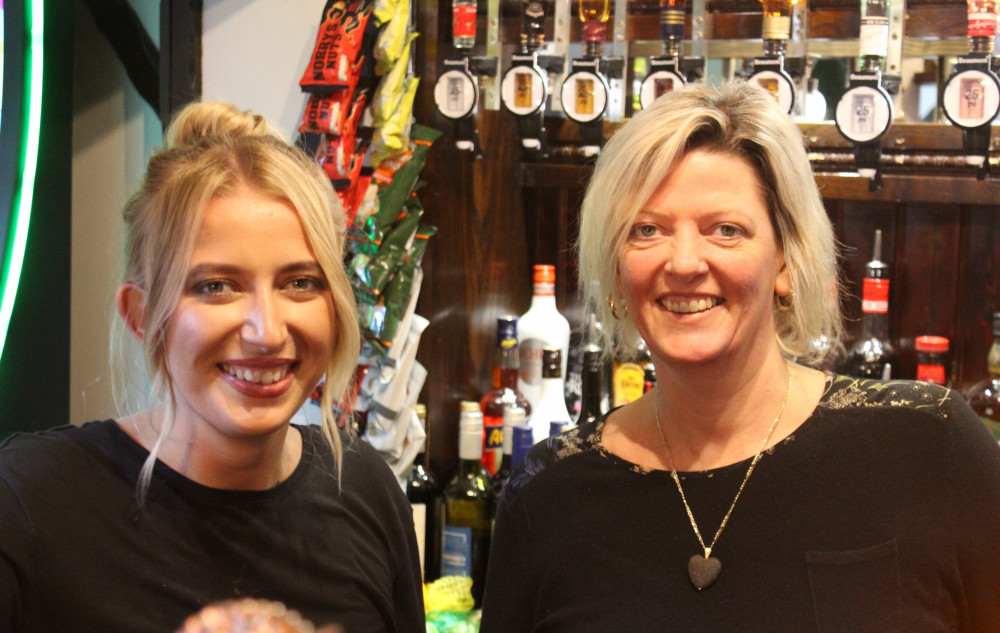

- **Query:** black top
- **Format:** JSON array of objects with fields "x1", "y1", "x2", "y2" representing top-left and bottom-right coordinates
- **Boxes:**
[
  {"x1": 481, "y1": 375, "x2": 1000, "y2": 633},
  {"x1": 0, "y1": 421, "x2": 425, "y2": 633}
]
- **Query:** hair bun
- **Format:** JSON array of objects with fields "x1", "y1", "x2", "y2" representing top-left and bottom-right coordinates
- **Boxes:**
[{"x1": 163, "y1": 102, "x2": 285, "y2": 150}]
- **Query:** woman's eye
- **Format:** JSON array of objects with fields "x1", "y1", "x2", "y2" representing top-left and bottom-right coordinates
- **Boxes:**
[
  {"x1": 632, "y1": 224, "x2": 659, "y2": 239},
  {"x1": 716, "y1": 224, "x2": 743, "y2": 238},
  {"x1": 287, "y1": 277, "x2": 326, "y2": 292},
  {"x1": 194, "y1": 280, "x2": 232, "y2": 295}
]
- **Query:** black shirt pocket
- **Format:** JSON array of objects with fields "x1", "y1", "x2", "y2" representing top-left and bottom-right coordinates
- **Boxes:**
[{"x1": 807, "y1": 539, "x2": 901, "y2": 633}]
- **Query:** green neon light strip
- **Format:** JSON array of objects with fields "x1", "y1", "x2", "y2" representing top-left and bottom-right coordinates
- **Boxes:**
[{"x1": 0, "y1": 0, "x2": 44, "y2": 363}]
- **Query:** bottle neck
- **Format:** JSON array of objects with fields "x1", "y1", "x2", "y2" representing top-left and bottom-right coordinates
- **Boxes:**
[
  {"x1": 580, "y1": 368, "x2": 603, "y2": 413},
  {"x1": 860, "y1": 311, "x2": 890, "y2": 340},
  {"x1": 530, "y1": 292, "x2": 558, "y2": 309}
]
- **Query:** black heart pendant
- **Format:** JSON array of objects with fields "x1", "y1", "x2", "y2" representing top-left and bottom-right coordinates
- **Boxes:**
[{"x1": 687, "y1": 554, "x2": 722, "y2": 590}]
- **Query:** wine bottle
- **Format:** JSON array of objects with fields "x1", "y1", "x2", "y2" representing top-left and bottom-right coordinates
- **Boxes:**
[
  {"x1": 838, "y1": 229, "x2": 899, "y2": 380},
  {"x1": 529, "y1": 348, "x2": 573, "y2": 442},
  {"x1": 577, "y1": 348, "x2": 606, "y2": 426},
  {"x1": 566, "y1": 308, "x2": 605, "y2": 423},
  {"x1": 965, "y1": 311, "x2": 1000, "y2": 440},
  {"x1": 441, "y1": 402, "x2": 496, "y2": 607},
  {"x1": 480, "y1": 316, "x2": 531, "y2": 476},
  {"x1": 518, "y1": 265, "x2": 571, "y2": 414},
  {"x1": 492, "y1": 406, "x2": 526, "y2": 495},
  {"x1": 405, "y1": 404, "x2": 442, "y2": 582}
]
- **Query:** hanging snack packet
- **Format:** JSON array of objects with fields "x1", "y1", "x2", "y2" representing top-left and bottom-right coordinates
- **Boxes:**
[
  {"x1": 299, "y1": 0, "x2": 376, "y2": 93},
  {"x1": 372, "y1": 34, "x2": 416, "y2": 128},
  {"x1": 374, "y1": 125, "x2": 441, "y2": 235},
  {"x1": 373, "y1": 0, "x2": 399, "y2": 26},
  {"x1": 375, "y1": 0, "x2": 410, "y2": 75},
  {"x1": 371, "y1": 77, "x2": 418, "y2": 166}
]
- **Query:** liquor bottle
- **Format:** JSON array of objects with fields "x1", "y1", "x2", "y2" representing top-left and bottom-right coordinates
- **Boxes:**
[
  {"x1": 759, "y1": 0, "x2": 797, "y2": 55},
  {"x1": 453, "y1": 0, "x2": 477, "y2": 50},
  {"x1": 529, "y1": 348, "x2": 573, "y2": 442},
  {"x1": 838, "y1": 229, "x2": 899, "y2": 380},
  {"x1": 579, "y1": 0, "x2": 610, "y2": 58},
  {"x1": 441, "y1": 402, "x2": 496, "y2": 607},
  {"x1": 565, "y1": 307, "x2": 606, "y2": 422},
  {"x1": 521, "y1": 0, "x2": 546, "y2": 52},
  {"x1": 518, "y1": 265, "x2": 571, "y2": 413},
  {"x1": 492, "y1": 406, "x2": 526, "y2": 496},
  {"x1": 660, "y1": 0, "x2": 688, "y2": 57},
  {"x1": 577, "y1": 348, "x2": 606, "y2": 426},
  {"x1": 915, "y1": 335, "x2": 950, "y2": 387},
  {"x1": 967, "y1": 0, "x2": 998, "y2": 54},
  {"x1": 511, "y1": 425, "x2": 534, "y2": 469},
  {"x1": 479, "y1": 316, "x2": 531, "y2": 476},
  {"x1": 859, "y1": 0, "x2": 890, "y2": 73},
  {"x1": 405, "y1": 404, "x2": 442, "y2": 582},
  {"x1": 965, "y1": 311, "x2": 1000, "y2": 440},
  {"x1": 612, "y1": 340, "x2": 649, "y2": 407}
]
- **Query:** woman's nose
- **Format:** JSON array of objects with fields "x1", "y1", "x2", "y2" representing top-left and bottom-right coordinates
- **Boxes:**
[
  {"x1": 665, "y1": 233, "x2": 708, "y2": 280},
  {"x1": 241, "y1": 293, "x2": 287, "y2": 350}
]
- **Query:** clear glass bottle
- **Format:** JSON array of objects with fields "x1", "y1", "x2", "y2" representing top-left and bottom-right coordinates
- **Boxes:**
[
  {"x1": 518, "y1": 265, "x2": 571, "y2": 413},
  {"x1": 442, "y1": 402, "x2": 496, "y2": 607},
  {"x1": 480, "y1": 316, "x2": 531, "y2": 476},
  {"x1": 967, "y1": 0, "x2": 998, "y2": 54},
  {"x1": 491, "y1": 406, "x2": 526, "y2": 496},
  {"x1": 530, "y1": 348, "x2": 573, "y2": 442},
  {"x1": 579, "y1": 0, "x2": 610, "y2": 57},
  {"x1": 838, "y1": 229, "x2": 899, "y2": 380},
  {"x1": 453, "y1": 0, "x2": 478, "y2": 50},
  {"x1": 965, "y1": 312, "x2": 1000, "y2": 441},
  {"x1": 859, "y1": 0, "x2": 890, "y2": 72},
  {"x1": 405, "y1": 404, "x2": 442, "y2": 582}
]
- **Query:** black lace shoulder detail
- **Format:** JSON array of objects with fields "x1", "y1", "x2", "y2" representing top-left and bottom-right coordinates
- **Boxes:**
[
  {"x1": 502, "y1": 421, "x2": 603, "y2": 498},
  {"x1": 820, "y1": 374, "x2": 958, "y2": 419}
]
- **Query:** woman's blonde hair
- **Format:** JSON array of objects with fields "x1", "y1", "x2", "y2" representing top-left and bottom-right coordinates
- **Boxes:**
[
  {"x1": 116, "y1": 102, "x2": 360, "y2": 493},
  {"x1": 578, "y1": 80, "x2": 842, "y2": 364}
]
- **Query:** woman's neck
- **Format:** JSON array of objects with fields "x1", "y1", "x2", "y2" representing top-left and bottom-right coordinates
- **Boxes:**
[{"x1": 117, "y1": 409, "x2": 302, "y2": 490}]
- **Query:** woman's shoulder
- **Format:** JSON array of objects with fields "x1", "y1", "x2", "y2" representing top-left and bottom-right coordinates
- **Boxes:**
[
  {"x1": 0, "y1": 420, "x2": 120, "y2": 467},
  {"x1": 503, "y1": 419, "x2": 604, "y2": 499},
  {"x1": 820, "y1": 374, "x2": 964, "y2": 418}
]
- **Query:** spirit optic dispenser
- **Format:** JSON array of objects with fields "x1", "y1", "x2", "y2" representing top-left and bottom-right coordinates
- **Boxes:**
[
  {"x1": 558, "y1": 0, "x2": 625, "y2": 156},
  {"x1": 746, "y1": 0, "x2": 805, "y2": 115},
  {"x1": 834, "y1": 0, "x2": 898, "y2": 191},
  {"x1": 638, "y1": 0, "x2": 705, "y2": 109},
  {"x1": 501, "y1": 1, "x2": 565, "y2": 160},
  {"x1": 940, "y1": 0, "x2": 1000, "y2": 179},
  {"x1": 433, "y1": 0, "x2": 498, "y2": 158}
]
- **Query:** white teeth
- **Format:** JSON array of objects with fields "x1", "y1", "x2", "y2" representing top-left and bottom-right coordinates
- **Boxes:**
[
  {"x1": 223, "y1": 364, "x2": 289, "y2": 385},
  {"x1": 664, "y1": 298, "x2": 719, "y2": 314}
]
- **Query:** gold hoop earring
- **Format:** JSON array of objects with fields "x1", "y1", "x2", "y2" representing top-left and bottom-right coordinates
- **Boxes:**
[
  {"x1": 607, "y1": 294, "x2": 628, "y2": 320},
  {"x1": 775, "y1": 290, "x2": 794, "y2": 312}
]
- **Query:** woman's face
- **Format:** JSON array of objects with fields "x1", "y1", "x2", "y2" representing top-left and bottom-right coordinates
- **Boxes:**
[
  {"x1": 163, "y1": 185, "x2": 335, "y2": 443},
  {"x1": 617, "y1": 150, "x2": 789, "y2": 370}
]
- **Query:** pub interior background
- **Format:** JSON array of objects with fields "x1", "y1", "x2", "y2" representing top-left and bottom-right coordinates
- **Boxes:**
[{"x1": 0, "y1": 0, "x2": 997, "y2": 477}]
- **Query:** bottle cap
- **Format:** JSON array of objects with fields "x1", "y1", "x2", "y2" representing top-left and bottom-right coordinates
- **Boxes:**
[
  {"x1": 415, "y1": 403, "x2": 427, "y2": 425},
  {"x1": 542, "y1": 348, "x2": 562, "y2": 378},
  {"x1": 460, "y1": 400, "x2": 481, "y2": 412},
  {"x1": 549, "y1": 421, "x2": 567, "y2": 436},
  {"x1": 532, "y1": 264, "x2": 556, "y2": 296},
  {"x1": 915, "y1": 335, "x2": 949, "y2": 353},
  {"x1": 503, "y1": 406, "x2": 526, "y2": 428},
  {"x1": 458, "y1": 403, "x2": 484, "y2": 459},
  {"x1": 497, "y1": 315, "x2": 518, "y2": 347},
  {"x1": 511, "y1": 425, "x2": 534, "y2": 467}
]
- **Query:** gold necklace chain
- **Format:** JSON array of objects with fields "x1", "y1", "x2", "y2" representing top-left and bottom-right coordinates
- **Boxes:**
[{"x1": 653, "y1": 362, "x2": 791, "y2": 563}]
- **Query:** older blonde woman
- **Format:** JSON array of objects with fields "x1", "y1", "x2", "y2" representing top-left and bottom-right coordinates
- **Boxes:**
[{"x1": 481, "y1": 81, "x2": 1000, "y2": 633}]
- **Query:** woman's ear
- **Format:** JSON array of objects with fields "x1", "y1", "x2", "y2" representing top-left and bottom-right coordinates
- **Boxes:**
[{"x1": 116, "y1": 284, "x2": 147, "y2": 342}]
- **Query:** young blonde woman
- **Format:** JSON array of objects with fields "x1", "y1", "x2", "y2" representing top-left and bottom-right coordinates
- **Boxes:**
[{"x1": 0, "y1": 103, "x2": 424, "y2": 633}]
